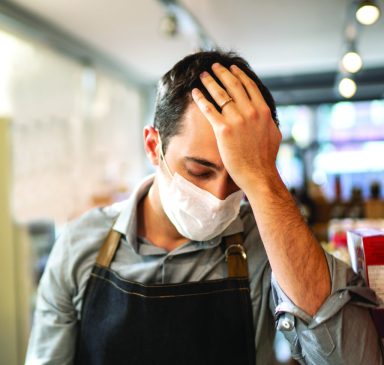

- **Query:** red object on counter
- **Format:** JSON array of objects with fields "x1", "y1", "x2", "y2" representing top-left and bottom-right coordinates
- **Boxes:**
[
  {"x1": 333, "y1": 231, "x2": 348, "y2": 247},
  {"x1": 347, "y1": 229, "x2": 384, "y2": 339}
]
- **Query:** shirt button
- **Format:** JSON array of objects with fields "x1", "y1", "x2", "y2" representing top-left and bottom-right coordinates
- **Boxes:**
[
  {"x1": 167, "y1": 256, "x2": 173, "y2": 260},
  {"x1": 281, "y1": 319, "x2": 292, "y2": 331}
]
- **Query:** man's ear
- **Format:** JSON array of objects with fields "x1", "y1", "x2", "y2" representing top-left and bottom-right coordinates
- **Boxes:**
[{"x1": 143, "y1": 126, "x2": 160, "y2": 166}]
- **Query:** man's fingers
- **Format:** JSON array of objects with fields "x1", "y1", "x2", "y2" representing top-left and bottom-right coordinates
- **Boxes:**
[
  {"x1": 191, "y1": 88, "x2": 225, "y2": 128},
  {"x1": 210, "y1": 63, "x2": 250, "y2": 106},
  {"x1": 199, "y1": 71, "x2": 236, "y2": 112},
  {"x1": 229, "y1": 64, "x2": 265, "y2": 105}
]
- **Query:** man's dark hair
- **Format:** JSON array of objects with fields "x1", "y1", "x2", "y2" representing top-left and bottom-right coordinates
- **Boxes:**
[{"x1": 154, "y1": 50, "x2": 278, "y2": 152}]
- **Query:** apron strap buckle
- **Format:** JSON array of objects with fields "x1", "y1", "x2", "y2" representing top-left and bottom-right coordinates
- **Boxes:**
[
  {"x1": 223, "y1": 234, "x2": 249, "y2": 278},
  {"x1": 224, "y1": 244, "x2": 247, "y2": 261}
]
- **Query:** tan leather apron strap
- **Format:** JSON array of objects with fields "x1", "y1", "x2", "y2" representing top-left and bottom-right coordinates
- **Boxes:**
[
  {"x1": 96, "y1": 219, "x2": 248, "y2": 276},
  {"x1": 223, "y1": 233, "x2": 249, "y2": 278},
  {"x1": 96, "y1": 226, "x2": 122, "y2": 268}
]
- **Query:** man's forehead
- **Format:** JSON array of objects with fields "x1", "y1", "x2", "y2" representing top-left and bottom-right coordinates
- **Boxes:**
[
  {"x1": 171, "y1": 103, "x2": 215, "y2": 140},
  {"x1": 165, "y1": 103, "x2": 223, "y2": 166}
]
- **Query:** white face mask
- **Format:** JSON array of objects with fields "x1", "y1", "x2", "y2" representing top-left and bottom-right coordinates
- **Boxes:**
[{"x1": 157, "y1": 139, "x2": 243, "y2": 241}]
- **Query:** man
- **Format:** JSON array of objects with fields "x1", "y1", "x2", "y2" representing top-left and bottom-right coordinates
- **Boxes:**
[{"x1": 26, "y1": 51, "x2": 383, "y2": 364}]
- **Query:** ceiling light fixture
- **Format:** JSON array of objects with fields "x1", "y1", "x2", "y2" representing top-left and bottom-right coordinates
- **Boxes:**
[
  {"x1": 159, "y1": 12, "x2": 178, "y2": 37},
  {"x1": 338, "y1": 77, "x2": 357, "y2": 98},
  {"x1": 356, "y1": 0, "x2": 381, "y2": 25},
  {"x1": 158, "y1": 0, "x2": 216, "y2": 50},
  {"x1": 341, "y1": 49, "x2": 363, "y2": 73}
]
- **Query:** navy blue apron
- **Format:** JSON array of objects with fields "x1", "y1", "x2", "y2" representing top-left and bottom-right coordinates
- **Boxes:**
[{"x1": 75, "y1": 226, "x2": 256, "y2": 365}]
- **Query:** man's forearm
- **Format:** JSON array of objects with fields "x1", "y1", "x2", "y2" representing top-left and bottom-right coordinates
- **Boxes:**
[{"x1": 244, "y1": 168, "x2": 331, "y2": 316}]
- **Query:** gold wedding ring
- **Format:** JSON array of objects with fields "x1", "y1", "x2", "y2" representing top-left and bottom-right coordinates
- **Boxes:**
[{"x1": 220, "y1": 97, "x2": 233, "y2": 109}]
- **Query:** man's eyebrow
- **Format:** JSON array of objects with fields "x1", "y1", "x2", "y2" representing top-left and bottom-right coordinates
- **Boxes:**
[{"x1": 183, "y1": 156, "x2": 223, "y2": 170}]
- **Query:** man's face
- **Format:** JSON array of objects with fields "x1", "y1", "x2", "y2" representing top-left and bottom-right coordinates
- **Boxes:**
[{"x1": 160, "y1": 102, "x2": 240, "y2": 200}]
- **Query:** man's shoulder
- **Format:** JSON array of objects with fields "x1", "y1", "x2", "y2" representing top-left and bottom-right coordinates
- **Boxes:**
[
  {"x1": 49, "y1": 200, "x2": 130, "y2": 295},
  {"x1": 66, "y1": 200, "x2": 127, "y2": 240},
  {"x1": 58, "y1": 200, "x2": 129, "y2": 266}
]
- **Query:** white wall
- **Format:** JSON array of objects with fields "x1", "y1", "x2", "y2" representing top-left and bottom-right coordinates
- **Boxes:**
[{"x1": 0, "y1": 29, "x2": 145, "y2": 224}]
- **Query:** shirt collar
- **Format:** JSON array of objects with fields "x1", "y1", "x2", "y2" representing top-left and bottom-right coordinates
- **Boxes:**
[{"x1": 112, "y1": 173, "x2": 244, "y2": 253}]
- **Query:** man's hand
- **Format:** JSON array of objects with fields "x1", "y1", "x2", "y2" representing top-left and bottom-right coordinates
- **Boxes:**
[
  {"x1": 191, "y1": 63, "x2": 281, "y2": 193},
  {"x1": 192, "y1": 63, "x2": 331, "y2": 316}
]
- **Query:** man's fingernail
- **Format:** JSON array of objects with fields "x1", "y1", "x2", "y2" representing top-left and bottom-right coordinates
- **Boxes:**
[
  {"x1": 192, "y1": 88, "x2": 200, "y2": 96},
  {"x1": 200, "y1": 71, "x2": 209, "y2": 78},
  {"x1": 212, "y1": 62, "x2": 221, "y2": 70},
  {"x1": 230, "y1": 65, "x2": 238, "y2": 72}
]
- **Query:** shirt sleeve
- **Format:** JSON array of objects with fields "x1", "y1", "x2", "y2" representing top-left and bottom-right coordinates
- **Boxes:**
[
  {"x1": 24, "y1": 225, "x2": 77, "y2": 365},
  {"x1": 270, "y1": 251, "x2": 384, "y2": 365}
]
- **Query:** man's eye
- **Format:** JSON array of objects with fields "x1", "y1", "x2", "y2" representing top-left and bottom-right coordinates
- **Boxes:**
[{"x1": 188, "y1": 170, "x2": 212, "y2": 179}]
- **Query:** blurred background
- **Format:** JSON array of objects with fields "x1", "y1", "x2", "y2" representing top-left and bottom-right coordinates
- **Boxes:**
[{"x1": 0, "y1": 0, "x2": 383, "y2": 364}]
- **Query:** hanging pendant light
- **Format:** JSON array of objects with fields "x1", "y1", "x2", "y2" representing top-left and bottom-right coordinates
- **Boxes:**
[
  {"x1": 341, "y1": 42, "x2": 363, "y2": 73},
  {"x1": 356, "y1": 0, "x2": 381, "y2": 25},
  {"x1": 338, "y1": 77, "x2": 357, "y2": 98},
  {"x1": 341, "y1": 51, "x2": 363, "y2": 73}
]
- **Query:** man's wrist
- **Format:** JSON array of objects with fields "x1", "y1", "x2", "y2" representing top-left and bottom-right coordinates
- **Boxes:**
[{"x1": 239, "y1": 166, "x2": 282, "y2": 197}]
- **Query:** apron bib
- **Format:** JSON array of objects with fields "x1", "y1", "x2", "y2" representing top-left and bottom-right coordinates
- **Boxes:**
[{"x1": 75, "y1": 226, "x2": 256, "y2": 365}]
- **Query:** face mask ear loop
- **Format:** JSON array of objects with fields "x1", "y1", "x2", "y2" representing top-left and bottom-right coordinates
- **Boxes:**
[{"x1": 158, "y1": 136, "x2": 173, "y2": 177}]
